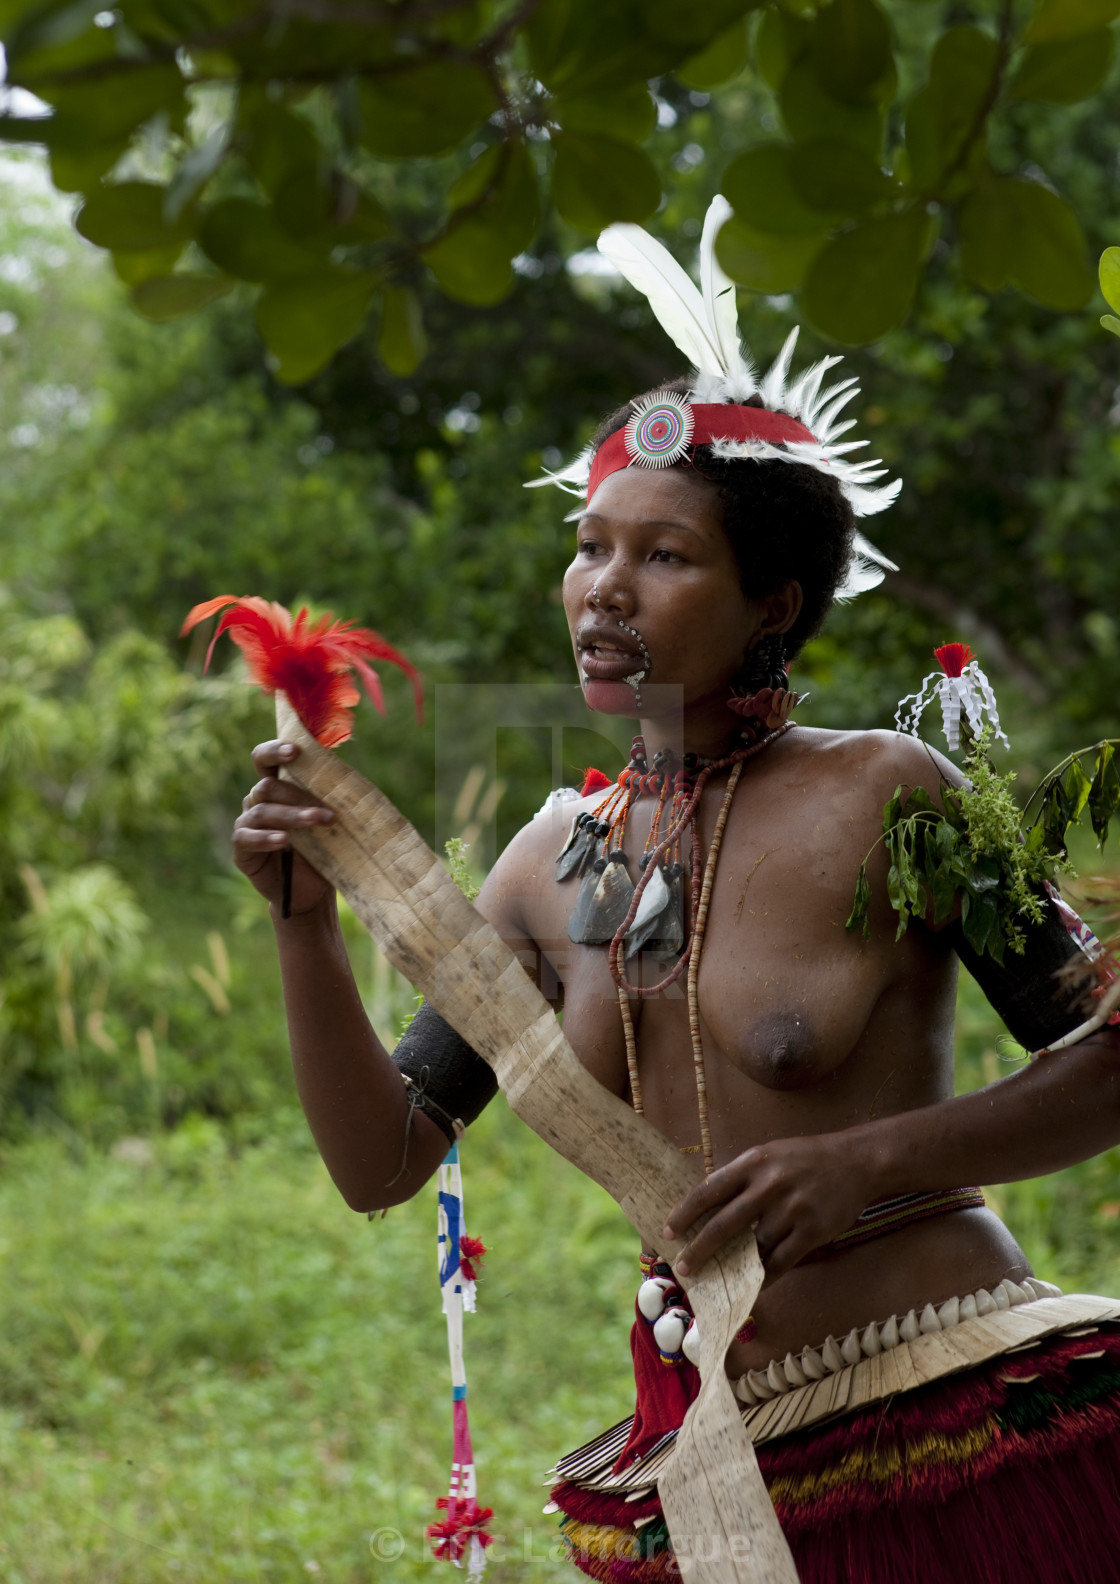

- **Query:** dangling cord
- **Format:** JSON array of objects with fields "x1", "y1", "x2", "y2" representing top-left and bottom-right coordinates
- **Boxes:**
[{"x1": 687, "y1": 759, "x2": 743, "y2": 1174}]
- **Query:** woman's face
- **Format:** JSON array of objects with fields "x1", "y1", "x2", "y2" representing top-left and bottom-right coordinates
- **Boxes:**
[{"x1": 562, "y1": 464, "x2": 781, "y2": 718}]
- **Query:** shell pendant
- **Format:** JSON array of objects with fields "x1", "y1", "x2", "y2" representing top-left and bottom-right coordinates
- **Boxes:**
[
  {"x1": 624, "y1": 861, "x2": 671, "y2": 958},
  {"x1": 556, "y1": 815, "x2": 597, "y2": 882},
  {"x1": 569, "y1": 850, "x2": 633, "y2": 945},
  {"x1": 642, "y1": 861, "x2": 686, "y2": 958}
]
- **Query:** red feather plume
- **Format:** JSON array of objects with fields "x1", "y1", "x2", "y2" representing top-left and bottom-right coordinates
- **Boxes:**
[
  {"x1": 934, "y1": 642, "x2": 976, "y2": 679},
  {"x1": 181, "y1": 595, "x2": 423, "y2": 748}
]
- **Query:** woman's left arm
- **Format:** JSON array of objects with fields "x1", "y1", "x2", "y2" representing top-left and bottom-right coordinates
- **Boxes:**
[{"x1": 665, "y1": 1028, "x2": 1120, "y2": 1276}]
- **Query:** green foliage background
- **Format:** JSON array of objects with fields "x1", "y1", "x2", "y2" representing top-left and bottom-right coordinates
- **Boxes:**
[{"x1": 2, "y1": 1, "x2": 1120, "y2": 1574}]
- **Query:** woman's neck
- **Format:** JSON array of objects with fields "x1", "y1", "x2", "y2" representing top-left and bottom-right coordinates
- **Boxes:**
[{"x1": 638, "y1": 700, "x2": 747, "y2": 765}]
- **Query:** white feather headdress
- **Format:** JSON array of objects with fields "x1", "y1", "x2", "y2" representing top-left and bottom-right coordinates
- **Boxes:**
[{"x1": 526, "y1": 195, "x2": 900, "y2": 601}]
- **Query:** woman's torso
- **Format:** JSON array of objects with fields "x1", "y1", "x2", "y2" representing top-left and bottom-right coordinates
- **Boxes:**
[{"x1": 497, "y1": 725, "x2": 1031, "y2": 1368}]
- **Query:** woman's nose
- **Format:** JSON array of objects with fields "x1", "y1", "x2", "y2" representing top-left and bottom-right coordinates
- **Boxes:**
[{"x1": 587, "y1": 573, "x2": 630, "y2": 615}]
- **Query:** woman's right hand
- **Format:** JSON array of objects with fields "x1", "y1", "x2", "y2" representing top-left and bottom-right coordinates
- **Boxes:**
[{"x1": 233, "y1": 740, "x2": 336, "y2": 916}]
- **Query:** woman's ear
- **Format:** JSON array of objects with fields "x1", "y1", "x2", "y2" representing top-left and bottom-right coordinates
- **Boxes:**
[{"x1": 765, "y1": 580, "x2": 803, "y2": 637}]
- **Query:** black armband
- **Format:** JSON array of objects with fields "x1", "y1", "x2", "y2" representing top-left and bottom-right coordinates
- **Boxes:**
[
  {"x1": 391, "y1": 1001, "x2": 498, "y2": 1145},
  {"x1": 950, "y1": 895, "x2": 1092, "y2": 1052}
]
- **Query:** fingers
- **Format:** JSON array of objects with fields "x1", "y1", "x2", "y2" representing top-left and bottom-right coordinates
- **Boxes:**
[
  {"x1": 235, "y1": 803, "x2": 334, "y2": 847},
  {"x1": 241, "y1": 774, "x2": 324, "y2": 813},
  {"x1": 663, "y1": 1155, "x2": 756, "y2": 1243},
  {"x1": 761, "y1": 1230, "x2": 806, "y2": 1280},
  {"x1": 251, "y1": 739, "x2": 300, "y2": 774},
  {"x1": 674, "y1": 1184, "x2": 768, "y2": 1277}
]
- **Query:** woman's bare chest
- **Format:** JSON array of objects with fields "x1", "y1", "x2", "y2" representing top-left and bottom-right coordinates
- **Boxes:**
[{"x1": 527, "y1": 792, "x2": 889, "y2": 1103}]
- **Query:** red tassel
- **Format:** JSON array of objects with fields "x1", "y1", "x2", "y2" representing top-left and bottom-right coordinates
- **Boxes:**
[
  {"x1": 611, "y1": 1302, "x2": 700, "y2": 1472},
  {"x1": 459, "y1": 1235, "x2": 487, "y2": 1283},
  {"x1": 580, "y1": 768, "x2": 614, "y2": 796},
  {"x1": 933, "y1": 641, "x2": 975, "y2": 679},
  {"x1": 427, "y1": 1497, "x2": 494, "y2": 1563},
  {"x1": 180, "y1": 595, "x2": 422, "y2": 746}
]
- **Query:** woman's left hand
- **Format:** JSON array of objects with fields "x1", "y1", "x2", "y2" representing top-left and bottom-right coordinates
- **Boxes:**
[{"x1": 663, "y1": 1131, "x2": 882, "y2": 1278}]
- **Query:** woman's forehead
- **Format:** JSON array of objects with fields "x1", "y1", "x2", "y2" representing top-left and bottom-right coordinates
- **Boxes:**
[{"x1": 581, "y1": 464, "x2": 723, "y2": 528}]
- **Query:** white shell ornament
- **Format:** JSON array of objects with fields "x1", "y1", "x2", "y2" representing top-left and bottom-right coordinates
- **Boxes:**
[
  {"x1": 653, "y1": 1306, "x2": 690, "y2": 1358},
  {"x1": 637, "y1": 1276, "x2": 675, "y2": 1322},
  {"x1": 682, "y1": 1320, "x2": 701, "y2": 1367},
  {"x1": 624, "y1": 391, "x2": 694, "y2": 469}
]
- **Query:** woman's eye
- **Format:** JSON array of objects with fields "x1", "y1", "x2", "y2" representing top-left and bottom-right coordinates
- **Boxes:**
[
  {"x1": 578, "y1": 540, "x2": 602, "y2": 556},
  {"x1": 652, "y1": 548, "x2": 682, "y2": 563}
]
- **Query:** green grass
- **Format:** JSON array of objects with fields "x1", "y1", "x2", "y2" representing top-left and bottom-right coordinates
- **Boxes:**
[
  {"x1": 4, "y1": 973, "x2": 1120, "y2": 1583},
  {"x1": 0, "y1": 1103, "x2": 638, "y2": 1583}
]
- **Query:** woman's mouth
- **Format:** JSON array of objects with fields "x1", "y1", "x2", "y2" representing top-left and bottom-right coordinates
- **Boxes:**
[{"x1": 580, "y1": 642, "x2": 645, "y2": 682}]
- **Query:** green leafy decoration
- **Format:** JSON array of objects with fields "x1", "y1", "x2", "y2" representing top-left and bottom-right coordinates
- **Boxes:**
[{"x1": 851, "y1": 732, "x2": 1120, "y2": 962}]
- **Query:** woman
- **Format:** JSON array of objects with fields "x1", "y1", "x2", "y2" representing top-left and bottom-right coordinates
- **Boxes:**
[{"x1": 232, "y1": 202, "x2": 1120, "y2": 1581}]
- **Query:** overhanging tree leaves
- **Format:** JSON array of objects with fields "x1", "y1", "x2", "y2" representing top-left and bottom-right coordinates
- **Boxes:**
[{"x1": 0, "y1": 0, "x2": 1113, "y2": 375}]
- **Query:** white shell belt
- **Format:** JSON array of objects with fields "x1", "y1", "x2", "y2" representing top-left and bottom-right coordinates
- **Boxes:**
[{"x1": 732, "y1": 1275, "x2": 1062, "y2": 1407}]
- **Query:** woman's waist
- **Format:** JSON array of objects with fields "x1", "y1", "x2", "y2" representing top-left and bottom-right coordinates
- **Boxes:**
[
  {"x1": 640, "y1": 1194, "x2": 1031, "y2": 1376},
  {"x1": 731, "y1": 1202, "x2": 1032, "y2": 1374}
]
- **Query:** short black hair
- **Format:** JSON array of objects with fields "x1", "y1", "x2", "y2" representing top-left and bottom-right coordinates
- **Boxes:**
[{"x1": 590, "y1": 379, "x2": 856, "y2": 659}]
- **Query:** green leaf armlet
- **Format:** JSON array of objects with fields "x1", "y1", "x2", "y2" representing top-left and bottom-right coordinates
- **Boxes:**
[{"x1": 848, "y1": 729, "x2": 1120, "y2": 964}]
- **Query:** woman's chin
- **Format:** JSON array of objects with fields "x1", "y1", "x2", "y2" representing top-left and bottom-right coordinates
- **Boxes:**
[{"x1": 582, "y1": 679, "x2": 640, "y2": 716}]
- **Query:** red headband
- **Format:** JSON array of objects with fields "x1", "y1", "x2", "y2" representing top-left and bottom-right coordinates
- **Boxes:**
[{"x1": 586, "y1": 402, "x2": 817, "y2": 503}]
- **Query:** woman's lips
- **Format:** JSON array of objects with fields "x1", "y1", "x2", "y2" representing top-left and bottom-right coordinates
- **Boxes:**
[{"x1": 580, "y1": 644, "x2": 644, "y2": 681}]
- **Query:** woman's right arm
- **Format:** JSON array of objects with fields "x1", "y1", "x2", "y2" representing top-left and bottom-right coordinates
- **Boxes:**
[{"x1": 234, "y1": 738, "x2": 450, "y2": 1211}]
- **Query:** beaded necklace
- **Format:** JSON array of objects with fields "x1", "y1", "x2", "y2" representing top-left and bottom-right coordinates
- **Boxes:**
[{"x1": 555, "y1": 720, "x2": 793, "y2": 1172}]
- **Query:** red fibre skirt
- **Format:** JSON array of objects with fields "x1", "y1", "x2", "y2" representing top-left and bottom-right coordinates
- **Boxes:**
[{"x1": 552, "y1": 1326, "x2": 1120, "y2": 1584}]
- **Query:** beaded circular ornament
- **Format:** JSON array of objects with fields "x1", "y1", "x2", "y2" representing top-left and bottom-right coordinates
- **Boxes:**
[{"x1": 623, "y1": 390, "x2": 694, "y2": 469}]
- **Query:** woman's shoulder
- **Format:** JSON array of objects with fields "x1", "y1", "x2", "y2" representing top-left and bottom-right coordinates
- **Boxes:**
[{"x1": 783, "y1": 724, "x2": 963, "y2": 801}]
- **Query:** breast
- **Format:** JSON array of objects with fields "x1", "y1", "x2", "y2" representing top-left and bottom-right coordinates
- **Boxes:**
[{"x1": 722, "y1": 1010, "x2": 828, "y2": 1091}]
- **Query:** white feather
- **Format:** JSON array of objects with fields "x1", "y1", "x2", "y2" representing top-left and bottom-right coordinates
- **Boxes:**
[
  {"x1": 700, "y1": 194, "x2": 751, "y2": 393},
  {"x1": 853, "y1": 530, "x2": 899, "y2": 571},
  {"x1": 758, "y1": 326, "x2": 800, "y2": 412},
  {"x1": 598, "y1": 222, "x2": 724, "y2": 377},
  {"x1": 523, "y1": 446, "x2": 592, "y2": 494},
  {"x1": 812, "y1": 380, "x2": 861, "y2": 440},
  {"x1": 835, "y1": 556, "x2": 889, "y2": 600},
  {"x1": 785, "y1": 356, "x2": 843, "y2": 427}
]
